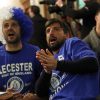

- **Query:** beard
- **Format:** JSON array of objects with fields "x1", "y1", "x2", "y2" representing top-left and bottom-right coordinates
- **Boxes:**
[
  {"x1": 48, "y1": 39, "x2": 65, "y2": 52},
  {"x1": 5, "y1": 36, "x2": 21, "y2": 44}
]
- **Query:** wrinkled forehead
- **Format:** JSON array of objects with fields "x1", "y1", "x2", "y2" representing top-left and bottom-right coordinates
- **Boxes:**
[
  {"x1": 2, "y1": 18, "x2": 20, "y2": 29},
  {"x1": 46, "y1": 22, "x2": 61, "y2": 29},
  {"x1": 3, "y1": 18, "x2": 18, "y2": 24}
]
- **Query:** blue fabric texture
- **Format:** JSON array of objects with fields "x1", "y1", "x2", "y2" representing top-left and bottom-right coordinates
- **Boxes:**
[
  {"x1": 11, "y1": 7, "x2": 33, "y2": 42},
  {"x1": 0, "y1": 43, "x2": 42, "y2": 94},
  {"x1": 49, "y1": 37, "x2": 99, "y2": 100}
]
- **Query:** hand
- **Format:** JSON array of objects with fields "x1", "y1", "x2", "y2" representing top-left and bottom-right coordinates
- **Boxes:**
[
  {"x1": 0, "y1": 92, "x2": 13, "y2": 100},
  {"x1": 36, "y1": 49, "x2": 57, "y2": 73},
  {"x1": 6, "y1": 87, "x2": 15, "y2": 93},
  {"x1": 12, "y1": 93, "x2": 23, "y2": 100},
  {"x1": 23, "y1": 93, "x2": 41, "y2": 100},
  {"x1": 55, "y1": 0, "x2": 64, "y2": 7},
  {"x1": 6, "y1": 88, "x2": 23, "y2": 100}
]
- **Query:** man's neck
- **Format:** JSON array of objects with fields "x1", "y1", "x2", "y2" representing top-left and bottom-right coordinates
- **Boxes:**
[
  {"x1": 5, "y1": 42, "x2": 22, "y2": 52},
  {"x1": 53, "y1": 49, "x2": 59, "y2": 55}
]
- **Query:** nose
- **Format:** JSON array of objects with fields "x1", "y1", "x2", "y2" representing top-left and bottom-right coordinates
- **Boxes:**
[
  {"x1": 7, "y1": 25, "x2": 12, "y2": 30},
  {"x1": 8, "y1": 26, "x2": 12, "y2": 30},
  {"x1": 49, "y1": 29, "x2": 54, "y2": 35}
]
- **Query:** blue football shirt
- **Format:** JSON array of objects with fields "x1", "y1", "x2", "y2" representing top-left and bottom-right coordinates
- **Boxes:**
[
  {"x1": 49, "y1": 37, "x2": 99, "y2": 100},
  {"x1": 0, "y1": 43, "x2": 42, "y2": 94}
]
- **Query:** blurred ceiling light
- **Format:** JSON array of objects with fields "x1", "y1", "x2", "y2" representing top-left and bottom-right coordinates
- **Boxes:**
[
  {"x1": 0, "y1": 0, "x2": 22, "y2": 8},
  {"x1": 0, "y1": 0, "x2": 10, "y2": 8},
  {"x1": 30, "y1": 0, "x2": 39, "y2": 5}
]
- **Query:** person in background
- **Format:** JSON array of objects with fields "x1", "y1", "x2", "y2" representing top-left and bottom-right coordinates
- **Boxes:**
[
  {"x1": 83, "y1": 7, "x2": 100, "y2": 61},
  {"x1": 0, "y1": 41, "x2": 2, "y2": 46},
  {"x1": 35, "y1": 18, "x2": 99, "y2": 100},
  {"x1": 56, "y1": 0, "x2": 100, "y2": 39},
  {"x1": 26, "y1": 5, "x2": 48, "y2": 49},
  {"x1": 83, "y1": 7, "x2": 100, "y2": 100},
  {"x1": 0, "y1": 7, "x2": 42, "y2": 100}
]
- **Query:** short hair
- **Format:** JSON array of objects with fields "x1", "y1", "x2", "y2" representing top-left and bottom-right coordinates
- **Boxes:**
[
  {"x1": 30, "y1": 5, "x2": 40, "y2": 15},
  {"x1": 0, "y1": 7, "x2": 33, "y2": 44},
  {"x1": 96, "y1": 6, "x2": 100, "y2": 15},
  {"x1": 45, "y1": 18, "x2": 69, "y2": 34}
]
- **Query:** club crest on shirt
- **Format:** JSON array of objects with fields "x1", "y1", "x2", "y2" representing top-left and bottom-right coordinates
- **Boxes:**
[
  {"x1": 7, "y1": 76, "x2": 24, "y2": 93},
  {"x1": 50, "y1": 73, "x2": 61, "y2": 92}
]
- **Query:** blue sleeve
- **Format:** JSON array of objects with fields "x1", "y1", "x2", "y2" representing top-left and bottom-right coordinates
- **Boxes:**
[{"x1": 69, "y1": 37, "x2": 97, "y2": 60}]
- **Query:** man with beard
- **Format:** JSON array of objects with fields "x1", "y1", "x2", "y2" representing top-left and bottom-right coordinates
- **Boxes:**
[
  {"x1": 35, "y1": 18, "x2": 99, "y2": 100},
  {"x1": 0, "y1": 7, "x2": 42, "y2": 100}
]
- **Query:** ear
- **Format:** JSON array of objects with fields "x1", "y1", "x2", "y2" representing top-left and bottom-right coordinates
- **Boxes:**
[{"x1": 95, "y1": 15, "x2": 97, "y2": 22}]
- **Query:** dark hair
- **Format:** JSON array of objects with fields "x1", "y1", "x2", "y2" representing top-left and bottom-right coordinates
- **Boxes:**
[
  {"x1": 96, "y1": 5, "x2": 100, "y2": 15},
  {"x1": 45, "y1": 18, "x2": 69, "y2": 34},
  {"x1": 31, "y1": 5, "x2": 40, "y2": 15}
]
